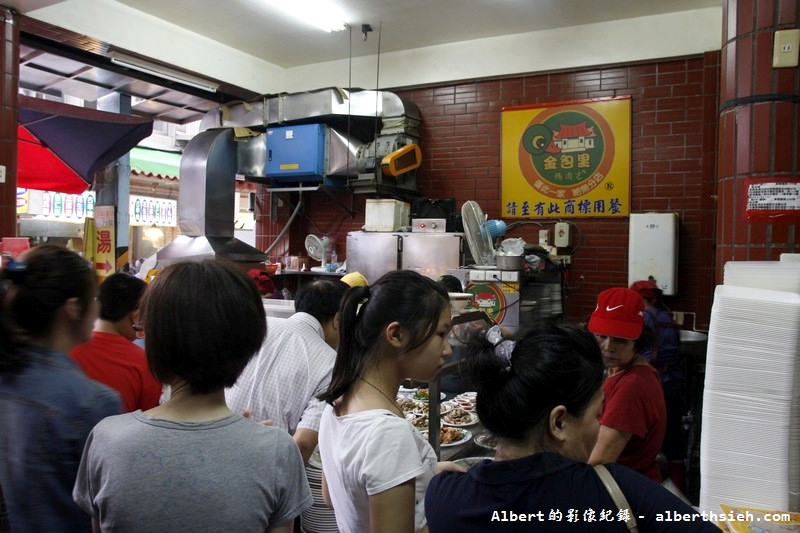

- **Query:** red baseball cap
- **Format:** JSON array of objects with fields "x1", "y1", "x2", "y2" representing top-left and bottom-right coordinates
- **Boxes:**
[
  {"x1": 247, "y1": 268, "x2": 275, "y2": 295},
  {"x1": 629, "y1": 280, "x2": 659, "y2": 299},
  {"x1": 588, "y1": 287, "x2": 645, "y2": 339}
]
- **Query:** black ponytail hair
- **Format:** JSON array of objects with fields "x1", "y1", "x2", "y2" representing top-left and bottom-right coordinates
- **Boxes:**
[
  {"x1": 0, "y1": 244, "x2": 95, "y2": 372},
  {"x1": 319, "y1": 270, "x2": 450, "y2": 404},
  {"x1": 465, "y1": 322, "x2": 604, "y2": 446}
]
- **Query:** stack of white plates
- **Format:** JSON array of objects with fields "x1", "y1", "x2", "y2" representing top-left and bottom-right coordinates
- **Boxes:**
[
  {"x1": 699, "y1": 284, "x2": 800, "y2": 515},
  {"x1": 301, "y1": 451, "x2": 339, "y2": 533},
  {"x1": 723, "y1": 260, "x2": 800, "y2": 293}
]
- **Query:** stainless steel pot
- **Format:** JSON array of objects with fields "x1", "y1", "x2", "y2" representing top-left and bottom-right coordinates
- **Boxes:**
[{"x1": 495, "y1": 254, "x2": 524, "y2": 270}]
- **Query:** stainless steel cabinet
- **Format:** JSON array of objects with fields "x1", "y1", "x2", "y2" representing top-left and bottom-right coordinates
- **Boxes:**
[{"x1": 346, "y1": 231, "x2": 464, "y2": 283}]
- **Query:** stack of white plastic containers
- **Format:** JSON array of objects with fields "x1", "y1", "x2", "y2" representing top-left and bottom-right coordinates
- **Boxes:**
[
  {"x1": 699, "y1": 254, "x2": 800, "y2": 514},
  {"x1": 302, "y1": 449, "x2": 339, "y2": 533}
]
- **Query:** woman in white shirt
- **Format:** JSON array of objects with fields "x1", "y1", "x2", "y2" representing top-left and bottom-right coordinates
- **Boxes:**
[{"x1": 318, "y1": 270, "x2": 464, "y2": 533}]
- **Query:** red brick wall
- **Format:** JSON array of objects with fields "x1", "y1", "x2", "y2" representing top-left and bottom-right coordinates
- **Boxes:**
[{"x1": 256, "y1": 52, "x2": 721, "y2": 328}]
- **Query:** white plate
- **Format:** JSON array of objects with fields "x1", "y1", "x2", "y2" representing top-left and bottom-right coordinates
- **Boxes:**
[
  {"x1": 454, "y1": 401, "x2": 475, "y2": 411},
  {"x1": 442, "y1": 410, "x2": 479, "y2": 427},
  {"x1": 474, "y1": 433, "x2": 498, "y2": 450},
  {"x1": 421, "y1": 428, "x2": 472, "y2": 447},
  {"x1": 441, "y1": 428, "x2": 472, "y2": 447},
  {"x1": 397, "y1": 397, "x2": 420, "y2": 414},
  {"x1": 453, "y1": 456, "x2": 493, "y2": 470},
  {"x1": 413, "y1": 401, "x2": 454, "y2": 416}
]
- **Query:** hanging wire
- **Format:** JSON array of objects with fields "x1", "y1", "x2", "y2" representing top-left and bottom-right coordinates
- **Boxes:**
[
  {"x1": 373, "y1": 21, "x2": 383, "y2": 144},
  {"x1": 346, "y1": 23, "x2": 353, "y2": 179}
]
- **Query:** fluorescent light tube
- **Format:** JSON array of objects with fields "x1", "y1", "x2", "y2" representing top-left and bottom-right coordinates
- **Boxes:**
[
  {"x1": 110, "y1": 51, "x2": 220, "y2": 93},
  {"x1": 267, "y1": 0, "x2": 347, "y2": 32}
]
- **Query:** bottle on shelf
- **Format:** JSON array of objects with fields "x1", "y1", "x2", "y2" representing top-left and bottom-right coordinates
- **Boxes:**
[{"x1": 329, "y1": 249, "x2": 339, "y2": 272}]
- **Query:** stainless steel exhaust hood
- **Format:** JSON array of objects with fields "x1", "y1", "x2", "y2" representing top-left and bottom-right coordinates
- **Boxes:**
[
  {"x1": 200, "y1": 88, "x2": 421, "y2": 131},
  {"x1": 157, "y1": 128, "x2": 267, "y2": 263},
  {"x1": 202, "y1": 88, "x2": 423, "y2": 192}
]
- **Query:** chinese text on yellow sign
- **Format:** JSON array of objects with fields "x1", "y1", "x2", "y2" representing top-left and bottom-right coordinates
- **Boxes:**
[{"x1": 501, "y1": 97, "x2": 631, "y2": 218}]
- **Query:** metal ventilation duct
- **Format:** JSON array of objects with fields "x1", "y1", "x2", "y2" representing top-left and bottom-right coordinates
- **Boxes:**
[
  {"x1": 200, "y1": 88, "x2": 421, "y2": 132},
  {"x1": 157, "y1": 128, "x2": 267, "y2": 263}
]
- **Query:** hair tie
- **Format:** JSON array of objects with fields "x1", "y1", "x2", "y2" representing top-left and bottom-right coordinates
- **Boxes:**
[
  {"x1": 486, "y1": 325, "x2": 515, "y2": 370},
  {"x1": 355, "y1": 286, "x2": 371, "y2": 316},
  {"x1": 3, "y1": 260, "x2": 28, "y2": 285}
]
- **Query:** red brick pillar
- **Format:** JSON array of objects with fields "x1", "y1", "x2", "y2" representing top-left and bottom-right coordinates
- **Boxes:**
[
  {"x1": 716, "y1": 0, "x2": 799, "y2": 282},
  {"x1": 0, "y1": 5, "x2": 19, "y2": 238}
]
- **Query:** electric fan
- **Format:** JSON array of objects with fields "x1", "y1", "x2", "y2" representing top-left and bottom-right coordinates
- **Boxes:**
[
  {"x1": 460, "y1": 201, "x2": 506, "y2": 267},
  {"x1": 304, "y1": 234, "x2": 333, "y2": 272}
]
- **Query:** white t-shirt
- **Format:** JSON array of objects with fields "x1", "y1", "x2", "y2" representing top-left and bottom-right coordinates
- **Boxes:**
[{"x1": 318, "y1": 405, "x2": 438, "y2": 533}]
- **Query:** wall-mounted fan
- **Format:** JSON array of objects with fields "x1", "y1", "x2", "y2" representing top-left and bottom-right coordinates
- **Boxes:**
[
  {"x1": 461, "y1": 200, "x2": 506, "y2": 267},
  {"x1": 304, "y1": 234, "x2": 333, "y2": 272}
]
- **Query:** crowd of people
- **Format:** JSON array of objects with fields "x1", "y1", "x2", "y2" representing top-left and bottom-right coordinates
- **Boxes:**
[{"x1": 0, "y1": 244, "x2": 712, "y2": 532}]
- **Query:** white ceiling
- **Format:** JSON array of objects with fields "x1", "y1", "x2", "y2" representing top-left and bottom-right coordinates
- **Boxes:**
[
  {"x1": 11, "y1": 0, "x2": 722, "y2": 69},
  {"x1": 8, "y1": 0, "x2": 723, "y2": 123}
]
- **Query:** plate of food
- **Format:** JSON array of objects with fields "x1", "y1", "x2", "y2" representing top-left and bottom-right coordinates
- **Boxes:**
[
  {"x1": 420, "y1": 427, "x2": 472, "y2": 447},
  {"x1": 409, "y1": 414, "x2": 430, "y2": 431},
  {"x1": 413, "y1": 401, "x2": 453, "y2": 416},
  {"x1": 474, "y1": 433, "x2": 498, "y2": 450},
  {"x1": 440, "y1": 427, "x2": 471, "y2": 447},
  {"x1": 397, "y1": 398, "x2": 419, "y2": 415},
  {"x1": 412, "y1": 388, "x2": 446, "y2": 401},
  {"x1": 454, "y1": 399, "x2": 475, "y2": 411},
  {"x1": 442, "y1": 408, "x2": 479, "y2": 427}
]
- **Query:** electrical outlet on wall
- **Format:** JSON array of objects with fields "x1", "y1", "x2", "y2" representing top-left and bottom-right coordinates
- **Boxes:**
[
  {"x1": 554, "y1": 222, "x2": 570, "y2": 247},
  {"x1": 539, "y1": 229, "x2": 550, "y2": 247},
  {"x1": 773, "y1": 29, "x2": 800, "y2": 68}
]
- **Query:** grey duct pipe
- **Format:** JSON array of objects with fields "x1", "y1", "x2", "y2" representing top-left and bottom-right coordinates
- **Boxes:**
[{"x1": 264, "y1": 192, "x2": 303, "y2": 257}]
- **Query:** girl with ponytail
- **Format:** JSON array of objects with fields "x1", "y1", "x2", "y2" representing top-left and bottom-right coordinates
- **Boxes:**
[{"x1": 318, "y1": 269, "x2": 464, "y2": 533}]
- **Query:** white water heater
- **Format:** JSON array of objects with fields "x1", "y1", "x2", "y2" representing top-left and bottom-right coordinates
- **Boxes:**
[{"x1": 628, "y1": 213, "x2": 678, "y2": 295}]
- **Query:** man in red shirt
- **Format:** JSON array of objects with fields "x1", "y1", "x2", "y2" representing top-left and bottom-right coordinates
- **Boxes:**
[{"x1": 70, "y1": 273, "x2": 162, "y2": 412}]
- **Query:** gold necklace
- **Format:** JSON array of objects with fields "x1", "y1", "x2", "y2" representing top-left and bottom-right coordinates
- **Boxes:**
[{"x1": 359, "y1": 377, "x2": 403, "y2": 417}]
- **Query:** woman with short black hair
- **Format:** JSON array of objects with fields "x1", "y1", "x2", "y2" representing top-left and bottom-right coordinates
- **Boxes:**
[{"x1": 73, "y1": 259, "x2": 312, "y2": 532}]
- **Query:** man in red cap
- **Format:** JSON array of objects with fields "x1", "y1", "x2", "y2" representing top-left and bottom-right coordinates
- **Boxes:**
[{"x1": 587, "y1": 287, "x2": 667, "y2": 484}]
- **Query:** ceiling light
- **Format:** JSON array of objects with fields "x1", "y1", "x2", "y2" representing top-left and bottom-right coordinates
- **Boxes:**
[
  {"x1": 268, "y1": 0, "x2": 347, "y2": 32},
  {"x1": 109, "y1": 51, "x2": 220, "y2": 93},
  {"x1": 144, "y1": 223, "x2": 164, "y2": 242}
]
